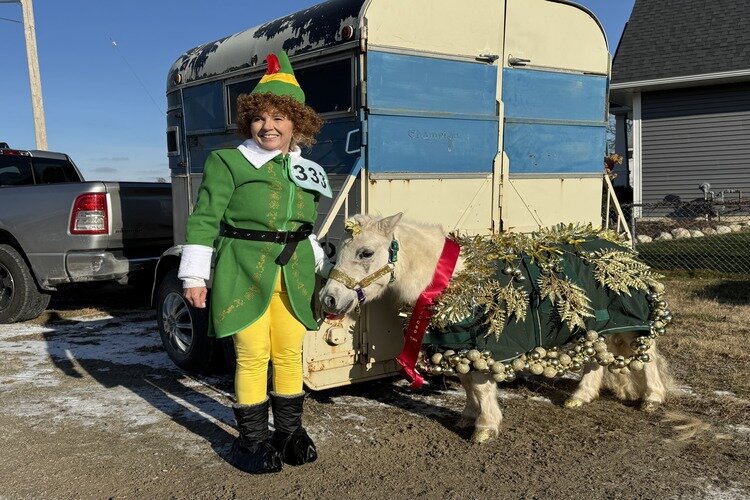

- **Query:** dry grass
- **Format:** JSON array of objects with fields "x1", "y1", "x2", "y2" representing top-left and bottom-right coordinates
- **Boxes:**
[
  {"x1": 660, "y1": 271, "x2": 750, "y2": 399},
  {"x1": 26, "y1": 283, "x2": 151, "y2": 326},
  {"x1": 651, "y1": 271, "x2": 750, "y2": 438}
]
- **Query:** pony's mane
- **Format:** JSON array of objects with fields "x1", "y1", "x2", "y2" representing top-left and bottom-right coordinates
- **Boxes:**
[
  {"x1": 354, "y1": 213, "x2": 446, "y2": 237},
  {"x1": 365, "y1": 214, "x2": 451, "y2": 305}
]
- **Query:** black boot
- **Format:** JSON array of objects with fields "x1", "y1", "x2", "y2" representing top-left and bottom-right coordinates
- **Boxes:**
[
  {"x1": 229, "y1": 399, "x2": 282, "y2": 474},
  {"x1": 270, "y1": 392, "x2": 318, "y2": 465}
]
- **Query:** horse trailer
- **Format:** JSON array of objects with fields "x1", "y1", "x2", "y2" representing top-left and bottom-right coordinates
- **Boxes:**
[{"x1": 154, "y1": 0, "x2": 612, "y2": 389}]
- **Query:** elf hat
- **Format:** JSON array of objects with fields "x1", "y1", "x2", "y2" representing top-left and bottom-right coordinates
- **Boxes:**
[{"x1": 251, "y1": 51, "x2": 305, "y2": 104}]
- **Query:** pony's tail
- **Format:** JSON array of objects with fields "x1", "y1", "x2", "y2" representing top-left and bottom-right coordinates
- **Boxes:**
[{"x1": 662, "y1": 411, "x2": 711, "y2": 441}]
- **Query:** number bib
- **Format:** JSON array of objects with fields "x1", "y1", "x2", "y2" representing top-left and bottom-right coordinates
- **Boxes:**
[{"x1": 289, "y1": 158, "x2": 332, "y2": 198}]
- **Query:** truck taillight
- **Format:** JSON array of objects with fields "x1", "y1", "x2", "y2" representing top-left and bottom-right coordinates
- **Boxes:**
[
  {"x1": 70, "y1": 193, "x2": 108, "y2": 234},
  {"x1": 0, "y1": 148, "x2": 30, "y2": 156}
]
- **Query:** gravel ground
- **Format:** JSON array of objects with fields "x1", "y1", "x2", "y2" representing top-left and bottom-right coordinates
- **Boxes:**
[{"x1": 0, "y1": 283, "x2": 748, "y2": 499}]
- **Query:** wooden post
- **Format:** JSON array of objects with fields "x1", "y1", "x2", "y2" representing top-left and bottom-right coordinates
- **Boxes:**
[{"x1": 20, "y1": 0, "x2": 47, "y2": 150}]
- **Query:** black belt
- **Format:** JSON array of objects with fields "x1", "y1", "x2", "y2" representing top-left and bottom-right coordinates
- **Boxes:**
[{"x1": 219, "y1": 222, "x2": 313, "y2": 266}]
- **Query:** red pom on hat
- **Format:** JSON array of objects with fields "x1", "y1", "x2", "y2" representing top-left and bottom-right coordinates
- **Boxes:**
[{"x1": 265, "y1": 54, "x2": 281, "y2": 75}]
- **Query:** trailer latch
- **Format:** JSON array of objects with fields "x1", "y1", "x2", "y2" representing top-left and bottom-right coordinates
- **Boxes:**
[{"x1": 477, "y1": 53, "x2": 499, "y2": 63}]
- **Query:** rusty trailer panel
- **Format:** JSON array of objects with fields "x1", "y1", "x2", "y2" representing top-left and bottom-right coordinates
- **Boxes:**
[{"x1": 167, "y1": 0, "x2": 366, "y2": 89}]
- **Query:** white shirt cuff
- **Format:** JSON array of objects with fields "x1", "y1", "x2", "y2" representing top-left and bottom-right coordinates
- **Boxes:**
[
  {"x1": 178, "y1": 244, "x2": 214, "y2": 281},
  {"x1": 182, "y1": 277, "x2": 206, "y2": 289}
]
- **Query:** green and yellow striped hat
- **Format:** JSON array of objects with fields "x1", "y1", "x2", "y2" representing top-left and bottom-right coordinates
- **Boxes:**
[{"x1": 251, "y1": 51, "x2": 305, "y2": 103}]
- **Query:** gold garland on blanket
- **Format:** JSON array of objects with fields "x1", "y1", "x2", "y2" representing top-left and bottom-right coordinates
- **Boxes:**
[
  {"x1": 419, "y1": 224, "x2": 670, "y2": 381},
  {"x1": 431, "y1": 223, "x2": 663, "y2": 339}
]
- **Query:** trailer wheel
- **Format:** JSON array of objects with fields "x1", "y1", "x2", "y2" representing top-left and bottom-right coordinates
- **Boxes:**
[
  {"x1": 155, "y1": 269, "x2": 215, "y2": 373},
  {"x1": 0, "y1": 244, "x2": 44, "y2": 323}
]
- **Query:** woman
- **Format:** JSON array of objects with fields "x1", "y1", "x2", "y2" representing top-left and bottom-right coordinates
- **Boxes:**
[{"x1": 177, "y1": 51, "x2": 332, "y2": 474}]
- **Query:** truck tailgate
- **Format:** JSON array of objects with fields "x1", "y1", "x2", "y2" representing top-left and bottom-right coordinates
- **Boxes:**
[
  {"x1": 105, "y1": 182, "x2": 173, "y2": 258},
  {"x1": 1, "y1": 182, "x2": 111, "y2": 285}
]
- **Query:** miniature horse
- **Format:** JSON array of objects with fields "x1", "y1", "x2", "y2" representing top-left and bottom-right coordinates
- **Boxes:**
[{"x1": 320, "y1": 213, "x2": 670, "y2": 443}]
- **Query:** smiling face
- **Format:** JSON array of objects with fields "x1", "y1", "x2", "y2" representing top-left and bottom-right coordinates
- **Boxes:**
[{"x1": 249, "y1": 109, "x2": 295, "y2": 154}]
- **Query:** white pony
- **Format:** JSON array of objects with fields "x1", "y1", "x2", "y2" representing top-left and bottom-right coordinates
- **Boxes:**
[{"x1": 320, "y1": 213, "x2": 671, "y2": 443}]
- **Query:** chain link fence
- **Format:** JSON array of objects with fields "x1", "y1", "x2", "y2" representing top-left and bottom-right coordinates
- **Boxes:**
[{"x1": 616, "y1": 200, "x2": 750, "y2": 274}]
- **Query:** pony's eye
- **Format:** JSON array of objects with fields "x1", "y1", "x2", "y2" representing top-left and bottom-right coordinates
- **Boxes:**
[{"x1": 359, "y1": 249, "x2": 374, "y2": 259}]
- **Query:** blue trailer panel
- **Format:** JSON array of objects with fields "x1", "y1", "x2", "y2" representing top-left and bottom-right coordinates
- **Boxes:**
[
  {"x1": 367, "y1": 51, "x2": 498, "y2": 173},
  {"x1": 502, "y1": 68, "x2": 607, "y2": 174}
]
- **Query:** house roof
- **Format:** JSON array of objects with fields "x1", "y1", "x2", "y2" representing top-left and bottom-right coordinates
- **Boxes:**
[{"x1": 612, "y1": 0, "x2": 750, "y2": 86}]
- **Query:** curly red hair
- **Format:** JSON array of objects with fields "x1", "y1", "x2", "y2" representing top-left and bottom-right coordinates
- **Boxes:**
[{"x1": 236, "y1": 93, "x2": 324, "y2": 148}]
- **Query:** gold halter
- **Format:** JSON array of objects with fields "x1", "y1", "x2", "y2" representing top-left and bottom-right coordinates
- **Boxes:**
[{"x1": 327, "y1": 239, "x2": 399, "y2": 304}]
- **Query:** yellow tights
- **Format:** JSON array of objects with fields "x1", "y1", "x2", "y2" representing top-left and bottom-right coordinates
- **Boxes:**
[{"x1": 233, "y1": 272, "x2": 307, "y2": 405}]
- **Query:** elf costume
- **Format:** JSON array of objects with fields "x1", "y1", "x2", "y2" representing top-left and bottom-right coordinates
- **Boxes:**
[{"x1": 178, "y1": 51, "x2": 331, "y2": 474}]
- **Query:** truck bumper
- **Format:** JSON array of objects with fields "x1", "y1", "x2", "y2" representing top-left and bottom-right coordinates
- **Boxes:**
[{"x1": 66, "y1": 251, "x2": 158, "y2": 283}]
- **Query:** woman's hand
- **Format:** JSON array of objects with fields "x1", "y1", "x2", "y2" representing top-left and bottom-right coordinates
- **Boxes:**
[{"x1": 184, "y1": 286, "x2": 208, "y2": 309}]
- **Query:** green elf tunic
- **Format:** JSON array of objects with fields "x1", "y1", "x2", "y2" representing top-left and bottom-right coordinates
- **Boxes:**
[{"x1": 182, "y1": 143, "x2": 330, "y2": 338}]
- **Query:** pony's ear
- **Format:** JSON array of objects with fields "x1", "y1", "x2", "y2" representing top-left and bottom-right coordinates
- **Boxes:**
[{"x1": 375, "y1": 212, "x2": 403, "y2": 235}]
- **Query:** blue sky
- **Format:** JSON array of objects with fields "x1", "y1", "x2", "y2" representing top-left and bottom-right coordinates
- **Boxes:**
[{"x1": 1, "y1": 0, "x2": 635, "y2": 182}]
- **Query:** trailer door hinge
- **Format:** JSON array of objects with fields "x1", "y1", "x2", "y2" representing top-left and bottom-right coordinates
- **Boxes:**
[{"x1": 360, "y1": 24, "x2": 368, "y2": 51}]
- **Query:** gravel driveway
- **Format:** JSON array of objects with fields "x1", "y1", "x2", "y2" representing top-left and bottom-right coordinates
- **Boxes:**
[{"x1": 1, "y1": 284, "x2": 748, "y2": 499}]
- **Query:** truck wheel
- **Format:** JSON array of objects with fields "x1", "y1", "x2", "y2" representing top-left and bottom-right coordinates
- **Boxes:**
[
  {"x1": 0, "y1": 244, "x2": 43, "y2": 323},
  {"x1": 155, "y1": 269, "x2": 215, "y2": 373},
  {"x1": 18, "y1": 291, "x2": 51, "y2": 321}
]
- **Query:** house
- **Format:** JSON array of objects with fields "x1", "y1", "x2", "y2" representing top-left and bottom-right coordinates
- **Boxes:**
[{"x1": 610, "y1": 0, "x2": 750, "y2": 208}]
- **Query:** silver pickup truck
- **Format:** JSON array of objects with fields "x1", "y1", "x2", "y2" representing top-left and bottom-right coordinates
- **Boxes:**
[{"x1": 0, "y1": 146, "x2": 173, "y2": 323}]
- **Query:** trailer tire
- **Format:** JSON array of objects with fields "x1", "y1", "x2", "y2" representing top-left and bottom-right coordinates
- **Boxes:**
[
  {"x1": 155, "y1": 269, "x2": 215, "y2": 373},
  {"x1": 0, "y1": 244, "x2": 43, "y2": 323}
]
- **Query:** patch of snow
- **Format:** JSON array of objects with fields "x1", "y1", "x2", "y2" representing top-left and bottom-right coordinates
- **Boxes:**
[
  {"x1": 674, "y1": 385, "x2": 697, "y2": 396},
  {"x1": 713, "y1": 390, "x2": 737, "y2": 398},
  {"x1": 497, "y1": 389, "x2": 524, "y2": 400},
  {"x1": 329, "y1": 396, "x2": 392, "y2": 409},
  {"x1": 529, "y1": 396, "x2": 553, "y2": 404},
  {"x1": 0, "y1": 313, "x2": 235, "y2": 455},
  {"x1": 340, "y1": 413, "x2": 367, "y2": 422},
  {"x1": 700, "y1": 483, "x2": 749, "y2": 500}
]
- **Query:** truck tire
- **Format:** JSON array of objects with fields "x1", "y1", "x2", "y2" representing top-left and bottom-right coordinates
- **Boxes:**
[
  {"x1": 0, "y1": 244, "x2": 44, "y2": 323},
  {"x1": 18, "y1": 291, "x2": 51, "y2": 321},
  {"x1": 155, "y1": 269, "x2": 215, "y2": 373}
]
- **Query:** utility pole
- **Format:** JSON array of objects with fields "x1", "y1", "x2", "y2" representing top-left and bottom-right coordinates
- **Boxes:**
[{"x1": 1, "y1": 0, "x2": 47, "y2": 149}]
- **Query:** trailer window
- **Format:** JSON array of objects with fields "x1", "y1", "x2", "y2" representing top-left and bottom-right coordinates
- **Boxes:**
[
  {"x1": 166, "y1": 126, "x2": 180, "y2": 156},
  {"x1": 226, "y1": 77, "x2": 261, "y2": 123},
  {"x1": 226, "y1": 58, "x2": 353, "y2": 124},
  {"x1": 0, "y1": 156, "x2": 34, "y2": 186},
  {"x1": 297, "y1": 59, "x2": 353, "y2": 115},
  {"x1": 183, "y1": 81, "x2": 225, "y2": 132}
]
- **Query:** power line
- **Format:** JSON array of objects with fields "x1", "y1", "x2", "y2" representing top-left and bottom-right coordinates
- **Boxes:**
[
  {"x1": 0, "y1": 16, "x2": 21, "y2": 23},
  {"x1": 109, "y1": 37, "x2": 164, "y2": 116}
]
